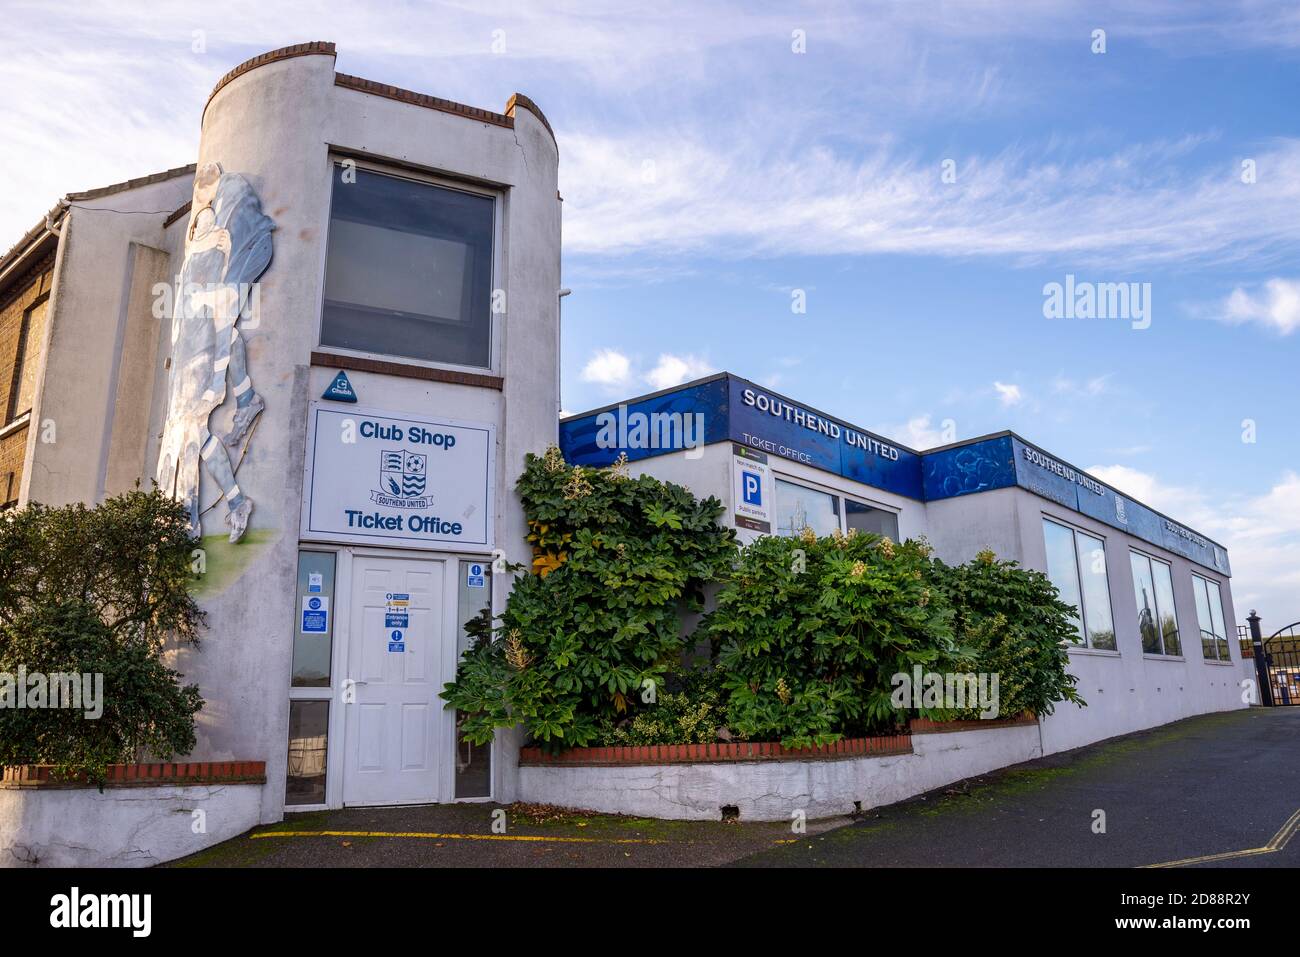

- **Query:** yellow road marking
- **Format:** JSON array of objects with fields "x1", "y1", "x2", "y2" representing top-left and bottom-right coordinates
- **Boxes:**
[
  {"x1": 1142, "y1": 807, "x2": 1300, "y2": 868},
  {"x1": 251, "y1": 829, "x2": 663, "y2": 845}
]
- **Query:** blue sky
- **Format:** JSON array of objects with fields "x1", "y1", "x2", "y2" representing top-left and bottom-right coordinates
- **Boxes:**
[{"x1": 3, "y1": 1, "x2": 1298, "y2": 623}]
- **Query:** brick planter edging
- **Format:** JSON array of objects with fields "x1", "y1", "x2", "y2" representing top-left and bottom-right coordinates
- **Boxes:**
[
  {"x1": 0, "y1": 761, "x2": 266, "y2": 790},
  {"x1": 908, "y1": 714, "x2": 1038, "y2": 735},
  {"x1": 520, "y1": 735, "x2": 913, "y2": 767}
]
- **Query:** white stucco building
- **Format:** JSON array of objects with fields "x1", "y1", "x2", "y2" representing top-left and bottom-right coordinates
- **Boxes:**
[
  {"x1": 560, "y1": 373, "x2": 1248, "y2": 756},
  {"x1": 0, "y1": 42, "x2": 1252, "y2": 864},
  {"x1": 0, "y1": 41, "x2": 561, "y2": 861}
]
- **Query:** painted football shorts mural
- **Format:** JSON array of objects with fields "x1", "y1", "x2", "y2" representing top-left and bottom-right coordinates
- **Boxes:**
[{"x1": 156, "y1": 163, "x2": 274, "y2": 543}]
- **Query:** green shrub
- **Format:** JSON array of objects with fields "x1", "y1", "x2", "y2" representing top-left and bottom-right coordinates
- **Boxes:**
[
  {"x1": 0, "y1": 601, "x2": 203, "y2": 784},
  {"x1": 0, "y1": 488, "x2": 205, "y2": 783},
  {"x1": 934, "y1": 549, "x2": 1085, "y2": 719},
  {"x1": 441, "y1": 448, "x2": 737, "y2": 748},
  {"x1": 445, "y1": 452, "x2": 1088, "y2": 753},
  {"x1": 705, "y1": 530, "x2": 962, "y2": 748},
  {"x1": 593, "y1": 670, "x2": 728, "y2": 746},
  {"x1": 0, "y1": 488, "x2": 205, "y2": 651}
]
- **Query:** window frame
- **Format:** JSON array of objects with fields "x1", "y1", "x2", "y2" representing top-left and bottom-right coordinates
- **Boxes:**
[
  {"x1": 773, "y1": 474, "x2": 842, "y2": 538},
  {"x1": 843, "y1": 494, "x2": 902, "y2": 541},
  {"x1": 770, "y1": 472, "x2": 901, "y2": 541},
  {"x1": 286, "y1": 546, "x2": 342, "y2": 810},
  {"x1": 284, "y1": 545, "x2": 502, "y2": 812},
  {"x1": 315, "y1": 156, "x2": 505, "y2": 377},
  {"x1": 6, "y1": 291, "x2": 49, "y2": 425},
  {"x1": 1129, "y1": 549, "x2": 1181, "y2": 658},
  {"x1": 1042, "y1": 516, "x2": 1118, "y2": 653},
  {"x1": 1191, "y1": 572, "x2": 1232, "y2": 662}
]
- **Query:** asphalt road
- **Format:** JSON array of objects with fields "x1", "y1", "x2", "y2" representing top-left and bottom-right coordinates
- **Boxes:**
[
  {"x1": 737, "y1": 707, "x2": 1300, "y2": 868},
  {"x1": 170, "y1": 707, "x2": 1299, "y2": 868}
]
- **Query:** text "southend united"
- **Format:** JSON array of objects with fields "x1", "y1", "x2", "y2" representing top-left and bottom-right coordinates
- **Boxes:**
[{"x1": 742, "y1": 388, "x2": 901, "y2": 460}]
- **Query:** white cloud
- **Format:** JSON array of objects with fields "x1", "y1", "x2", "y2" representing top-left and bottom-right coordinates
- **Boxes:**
[
  {"x1": 578, "y1": 348, "x2": 714, "y2": 394},
  {"x1": 880, "y1": 414, "x2": 954, "y2": 451},
  {"x1": 1087, "y1": 464, "x2": 1300, "y2": 627},
  {"x1": 560, "y1": 129, "x2": 1300, "y2": 267},
  {"x1": 580, "y1": 348, "x2": 632, "y2": 389},
  {"x1": 1052, "y1": 373, "x2": 1113, "y2": 397},
  {"x1": 993, "y1": 382, "x2": 1023, "y2": 407},
  {"x1": 5, "y1": 1, "x2": 1300, "y2": 269},
  {"x1": 644, "y1": 353, "x2": 715, "y2": 390},
  {"x1": 1086, "y1": 465, "x2": 1209, "y2": 522},
  {"x1": 1216, "y1": 278, "x2": 1300, "y2": 335}
]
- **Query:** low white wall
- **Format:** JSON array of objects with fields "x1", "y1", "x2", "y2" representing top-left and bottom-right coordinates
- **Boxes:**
[
  {"x1": 518, "y1": 724, "x2": 1043, "y2": 821},
  {"x1": 0, "y1": 782, "x2": 265, "y2": 868},
  {"x1": 1241, "y1": 655, "x2": 1259, "y2": 689}
]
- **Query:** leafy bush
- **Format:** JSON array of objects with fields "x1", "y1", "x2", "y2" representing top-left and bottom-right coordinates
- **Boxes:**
[
  {"x1": 593, "y1": 670, "x2": 728, "y2": 746},
  {"x1": 0, "y1": 601, "x2": 203, "y2": 783},
  {"x1": 445, "y1": 451, "x2": 1088, "y2": 753},
  {"x1": 0, "y1": 489, "x2": 205, "y2": 783},
  {"x1": 442, "y1": 448, "x2": 737, "y2": 748},
  {"x1": 0, "y1": 488, "x2": 205, "y2": 651},
  {"x1": 705, "y1": 530, "x2": 962, "y2": 748},
  {"x1": 934, "y1": 549, "x2": 1085, "y2": 719}
]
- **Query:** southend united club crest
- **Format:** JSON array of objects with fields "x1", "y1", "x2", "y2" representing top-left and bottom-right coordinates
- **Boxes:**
[{"x1": 371, "y1": 449, "x2": 432, "y2": 509}]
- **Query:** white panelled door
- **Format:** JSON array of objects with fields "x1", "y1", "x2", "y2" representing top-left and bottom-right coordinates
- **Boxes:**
[{"x1": 342, "y1": 556, "x2": 444, "y2": 806}]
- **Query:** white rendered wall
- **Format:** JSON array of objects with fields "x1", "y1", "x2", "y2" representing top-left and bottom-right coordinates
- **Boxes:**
[
  {"x1": 629, "y1": 452, "x2": 1247, "y2": 762},
  {"x1": 0, "y1": 783, "x2": 263, "y2": 868},
  {"x1": 518, "y1": 724, "x2": 1043, "y2": 821},
  {"x1": 632, "y1": 441, "x2": 928, "y2": 549},
  {"x1": 1008, "y1": 489, "x2": 1246, "y2": 754},
  {"x1": 156, "y1": 49, "x2": 559, "y2": 820},
  {"x1": 23, "y1": 175, "x2": 194, "y2": 508}
]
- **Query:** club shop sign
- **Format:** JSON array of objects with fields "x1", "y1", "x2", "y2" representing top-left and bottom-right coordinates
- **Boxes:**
[{"x1": 303, "y1": 404, "x2": 494, "y2": 550}]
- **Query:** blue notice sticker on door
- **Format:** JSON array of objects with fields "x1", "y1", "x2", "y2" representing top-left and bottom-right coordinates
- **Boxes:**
[
  {"x1": 467, "y1": 562, "x2": 486, "y2": 588},
  {"x1": 301, "y1": 596, "x2": 329, "y2": 633}
]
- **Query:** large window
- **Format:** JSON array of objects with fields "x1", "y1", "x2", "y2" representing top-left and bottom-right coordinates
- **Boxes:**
[
  {"x1": 1192, "y1": 573, "x2": 1231, "y2": 661},
  {"x1": 845, "y1": 498, "x2": 900, "y2": 541},
  {"x1": 775, "y1": 478, "x2": 840, "y2": 537},
  {"x1": 1130, "y1": 551, "x2": 1181, "y2": 656},
  {"x1": 7, "y1": 293, "x2": 48, "y2": 424},
  {"x1": 1042, "y1": 518, "x2": 1116, "y2": 650},
  {"x1": 321, "y1": 164, "x2": 495, "y2": 369}
]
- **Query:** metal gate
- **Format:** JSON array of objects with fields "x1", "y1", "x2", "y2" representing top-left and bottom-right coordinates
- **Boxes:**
[{"x1": 1247, "y1": 614, "x2": 1300, "y2": 706}]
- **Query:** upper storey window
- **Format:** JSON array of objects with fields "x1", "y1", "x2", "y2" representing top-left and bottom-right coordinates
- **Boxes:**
[
  {"x1": 7, "y1": 293, "x2": 49, "y2": 424},
  {"x1": 321, "y1": 164, "x2": 496, "y2": 370}
]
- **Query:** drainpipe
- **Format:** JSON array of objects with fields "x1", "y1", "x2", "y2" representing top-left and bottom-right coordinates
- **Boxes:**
[
  {"x1": 45, "y1": 200, "x2": 68, "y2": 237},
  {"x1": 557, "y1": 288, "x2": 572, "y2": 427}
]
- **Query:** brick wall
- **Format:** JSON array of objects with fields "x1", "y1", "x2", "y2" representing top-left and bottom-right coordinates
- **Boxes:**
[{"x1": 0, "y1": 253, "x2": 54, "y2": 507}]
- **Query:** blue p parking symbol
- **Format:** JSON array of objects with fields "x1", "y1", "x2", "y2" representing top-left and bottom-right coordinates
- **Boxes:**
[{"x1": 742, "y1": 470, "x2": 762, "y2": 506}]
